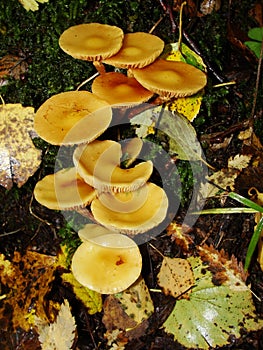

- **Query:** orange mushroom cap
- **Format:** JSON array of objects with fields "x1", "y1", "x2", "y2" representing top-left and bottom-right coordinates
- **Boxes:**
[
  {"x1": 91, "y1": 72, "x2": 153, "y2": 106},
  {"x1": 131, "y1": 59, "x2": 207, "y2": 99},
  {"x1": 59, "y1": 23, "x2": 124, "y2": 61},
  {"x1": 103, "y1": 32, "x2": 164, "y2": 68},
  {"x1": 34, "y1": 91, "x2": 112, "y2": 145}
]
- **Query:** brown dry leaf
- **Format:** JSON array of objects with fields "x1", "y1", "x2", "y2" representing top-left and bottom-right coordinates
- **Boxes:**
[
  {"x1": 166, "y1": 222, "x2": 193, "y2": 253},
  {"x1": 199, "y1": 153, "x2": 252, "y2": 198},
  {"x1": 0, "y1": 54, "x2": 28, "y2": 82},
  {"x1": 0, "y1": 103, "x2": 42, "y2": 189},
  {"x1": 103, "y1": 277, "x2": 154, "y2": 340},
  {"x1": 0, "y1": 250, "x2": 57, "y2": 331},
  {"x1": 157, "y1": 257, "x2": 194, "y2": 299}
]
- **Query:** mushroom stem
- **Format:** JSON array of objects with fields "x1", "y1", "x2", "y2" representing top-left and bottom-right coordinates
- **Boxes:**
[
  {"x1": 76, "y1": 72, "x2": 99, "y2": 90},
  {"x1": 93, "y1": 61, "x2": 106, "y2": 74}
]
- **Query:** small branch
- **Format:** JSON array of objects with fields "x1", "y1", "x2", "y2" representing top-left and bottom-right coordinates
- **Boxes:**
[{"x1": 249, "y1": 36, "x2": 263, "y2": 123}]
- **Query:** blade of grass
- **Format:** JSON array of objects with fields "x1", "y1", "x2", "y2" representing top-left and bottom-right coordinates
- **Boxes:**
[
  {"x1": 245, "y1": 215, "x2": 263, "y2": 271},
  {"x1": 191, "y1": 208, "x2": 260, "y2": 215},
  {"x1": 228, "y1": 192, "x2": 263, "y2": 213}
]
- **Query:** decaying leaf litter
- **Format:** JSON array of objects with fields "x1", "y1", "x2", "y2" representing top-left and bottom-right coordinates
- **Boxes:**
[{"x1": 0, "y1": 0, "x2": 263, "y2": 349}]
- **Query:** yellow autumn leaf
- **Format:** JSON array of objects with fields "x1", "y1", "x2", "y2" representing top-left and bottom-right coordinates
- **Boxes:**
[
  {"x1": 0, "y1": 103, "x2": 42, "y2": 189},
  {"x1": 62, "y1": 272, "x2": 102, "y2": 314},
  {"x1": 157, "y1": 257, "x2": 194, "y2": 298},
  {"x1": 18, "y1": 0, "x2": 49, "y2": 11},
  {"x1": 115, "y1": 277, "x2": 154, "y2": 324},
  {"x1": 0, "y1": 250, "x2": 57, "y2": 331},
  {"x1": 161, "y1": 42, "x2": 206, "y2": 121}
]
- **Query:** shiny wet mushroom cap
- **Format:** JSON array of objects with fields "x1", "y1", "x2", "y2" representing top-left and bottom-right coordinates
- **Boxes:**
[
  {"x1": 71, "y1": 233, "x2": 142, "y2": 294},
  {"x1": 130, "y1": 59, "x2": 207, "y2": 99},
  {"x1": 33, "y1": 167, "x2": 97, "y2": 210},
  {"x1": 34, "y1": 91, "x2": 112, "y2": 145},
  {"x1": 103, "y1": 32, "x2": 164, "y2": 69},
  {"x1": 59, "y1": 23, "x2": 124, "y2": 61},
  {"x1": 90, "y1": 182, "x2": 169, "y2": 235}
]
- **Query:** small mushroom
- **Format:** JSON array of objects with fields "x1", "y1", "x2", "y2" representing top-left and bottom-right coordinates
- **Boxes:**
[
  {"x1": 130, "y1": 59, "x2": 207, "y2": 100},
  {"x1": 71, "y1": 230, "x2": 142, "y2": 294},
  {"x1": 121, "y1": 137, "x2": 143, "y2": 167},
  {"x1": 33, "y1": 167, "x2": 97, "y2": 210},
  {"x1": 103, "y1": 32, "x2": 164, "y2": 69},
  {"x1": 34, "y1": 91, "x2": 112, "y2": 145},
  {"x1": 73, "y1": 139, "x2": 153, "y2": 192},
  {"x1": 91, "y1": 72, "x2": 154, "y2": 106},
  {"x1": 90, "y1": 182, "x2": 169, "y2": 235}
]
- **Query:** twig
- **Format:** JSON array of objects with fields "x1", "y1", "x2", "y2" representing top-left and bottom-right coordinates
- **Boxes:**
[{"x1": 249, "y1": 36, "x2": 263, "y2": 123}]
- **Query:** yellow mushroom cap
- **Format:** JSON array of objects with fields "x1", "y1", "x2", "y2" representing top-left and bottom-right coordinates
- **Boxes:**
[
  {"x1": 33, "y1": 167, "x2": 97, "y2": 210},
  {"x1": 59, "y1": 23, "x2": 124, "y2": 61},
  {"x1": 131, "y1": 59, "x2": 207, "y2": 99},
  {"x1": 34, "y1": 91, "x2": 112, "y2": 145},
  {"x1": 73, "y1": 139, "x2": 153, "y2": 192},
  {"x1": 90, "y1": 182, "x2": 169, "y2": 235},
  {"x1": 71, "y1": 234, "x2": 142, "y2": 294},
  {"x1": 91, "y1": 72, "x2": 153, "y2": 106},
  {"x1": 103, "y1": 32, "x2": 164, "y2": 68}
]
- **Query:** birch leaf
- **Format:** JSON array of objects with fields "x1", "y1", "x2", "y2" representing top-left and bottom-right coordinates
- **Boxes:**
[
  {"x1": 115, "y1": 277, "x2": 154, "y2": 324},
  {"x1": 163, "y1": 253, "x2": 263, "y2": 349},
  {"x1": 62, "y1": 272, "x2": 102, "y2": 314},
  {"x1": 103, "y1": 277, "x2": 154, "y2": 340},
  {"x1": 0, "y1": 103, "x2": 42, "y2": 189},
  {"x1": 157, "y1": 257, "x2": 194, "y2": 298},
  {"x1": 36, "y1": 299, "x2": 76, "y2": 350}
]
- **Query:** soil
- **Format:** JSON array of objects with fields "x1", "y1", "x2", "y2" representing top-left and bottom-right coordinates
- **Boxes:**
[{"x1": 0, "y1": 0, "x2": 263, "y2": 349}]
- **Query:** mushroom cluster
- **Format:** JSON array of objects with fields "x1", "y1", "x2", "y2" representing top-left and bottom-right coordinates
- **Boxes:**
[{"x1": 33, "y1": 22, "x2": 207, "y2": 293}]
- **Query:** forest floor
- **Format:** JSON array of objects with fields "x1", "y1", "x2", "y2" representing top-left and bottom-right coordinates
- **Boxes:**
[{"x1": 0, "y1": 0, "x2": 263, "y2": 349}]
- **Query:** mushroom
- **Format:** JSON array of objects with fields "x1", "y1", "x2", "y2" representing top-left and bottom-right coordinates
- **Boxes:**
[
  {"x1": 120, "y1": 137, "x2": 143, "y2": 167},
  {"x1": 91, "y1": 72, "x2": 154, "y2": 106},
  {"x1": 73, "y1": 139, "x2": 153, "y2": 192},
  {"x1": 59, "y1": 23, "x2": 124, "y2": 73},
  {"x1": 34, "y1": 91, "x2": 112, "y2": 145},
  {"x1": 71, "y1": 228, "x2": 142, "y2": 294},
  {"x1": 103, "y1": 32, "x2": 164, "y2": 69},
  {"x1": 33, "y1": 167, "x2": 97, "y2": 210},
  {"x1": 130, "y1": 59, "x2": 207, "y2": 100},
  {"x1": 90, "y1": 182, "x2": 169, "y2": 235}
]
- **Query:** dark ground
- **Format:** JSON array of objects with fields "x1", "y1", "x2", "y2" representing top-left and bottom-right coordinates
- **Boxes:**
[{"x1": 0, "y1": 0, "x2": 263, "y2": 349}]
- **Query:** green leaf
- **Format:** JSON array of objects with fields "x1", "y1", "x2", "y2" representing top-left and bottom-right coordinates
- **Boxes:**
[
  {"x1": 245, "y1": 27, "x2": 263, "y2": 59},
  {"x1": 162, "y1": 255, "x2": 263, "y2": 349},
  {"x1": 62, "y1": 272, "x2": 102, "y2": 314},
  {"x1": 248, "y1": 27, "x2": 263, "y2": 42}
]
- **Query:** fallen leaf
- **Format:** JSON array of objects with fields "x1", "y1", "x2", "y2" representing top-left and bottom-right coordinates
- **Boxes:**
[
  {"x1": 0, "y1": 54, "x2": 27, "y2": 81},
  {"x1": 62, "y1": 272, "x2": 102, "y2": 314},
  {"x1": 0, "y1": 250, "x2": 56, "y2": 331},
  {"x1": 103, "y1": 277, "x2": 154, "y2": 340},
  {"x1": 162, "y1": 251, "x2": 263, "y2": 349},
  {"x1": 18, "y1": 0, "x2": 49, "y2": 11},
  {"x1": 35, "y1": 299, "x2": 76, "y2": 350},
  {"x1": 161, "y1": 42, "x2": 206, "y2": 122},
  {"x1": 228, "y1": 154, "x2": 252, "y2": 170},
  {"x1": 0, "y1": 103, "x2": 42, "y2": 189},
  {"x1": 157, "y1": 256, "x2": 194, "y2": 298}
]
